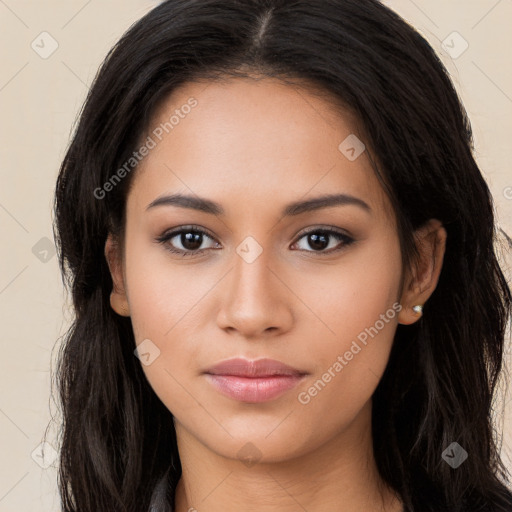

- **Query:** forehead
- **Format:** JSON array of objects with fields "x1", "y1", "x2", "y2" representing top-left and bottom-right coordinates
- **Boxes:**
[{"x1": 128, "y1": 77, "x2": 393, "y2": 222}]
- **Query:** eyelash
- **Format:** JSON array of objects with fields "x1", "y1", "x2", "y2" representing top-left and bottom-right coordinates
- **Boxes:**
[{"x1": 155, "y1": 224, "x2": 355, "y2": 258}]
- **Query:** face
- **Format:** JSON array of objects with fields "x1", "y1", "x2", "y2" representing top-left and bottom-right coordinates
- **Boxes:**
[{"x1": 107, "y1": 77, "x2": 423, "y2": 464}]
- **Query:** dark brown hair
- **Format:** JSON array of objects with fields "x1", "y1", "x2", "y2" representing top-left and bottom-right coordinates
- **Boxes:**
[{"x1": 52, "y1": 1, "x2": 512, "y2": 510}]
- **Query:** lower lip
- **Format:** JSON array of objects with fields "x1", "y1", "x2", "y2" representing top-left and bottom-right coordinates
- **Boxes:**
[{"x1": 205, "y1": 374, "x2": 305, "y2": 402}]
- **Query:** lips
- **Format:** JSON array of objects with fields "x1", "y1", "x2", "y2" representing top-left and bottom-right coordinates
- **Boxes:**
[
  {"x1": 204, "y1": 357, "x2": 307, "y2": 378},
  {"x1": 204, "y1": 358, "x2": 308, "y2": 402}
]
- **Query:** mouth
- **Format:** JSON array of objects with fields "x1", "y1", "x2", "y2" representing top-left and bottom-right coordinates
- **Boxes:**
[{"x1": 204, "y1": 357, "x2": 308, "y2": 402}]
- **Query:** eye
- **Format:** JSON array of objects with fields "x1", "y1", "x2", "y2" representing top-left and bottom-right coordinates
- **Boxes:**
[
  {"x1": 156, "y1": 225, "x2": 355, "y2": 258},
  {"x1": 156, "y1": 225, "x2": 220, "y2": 257},
  {"x1": 292, "y1": 227, "x2": 355, "y2": 255}
]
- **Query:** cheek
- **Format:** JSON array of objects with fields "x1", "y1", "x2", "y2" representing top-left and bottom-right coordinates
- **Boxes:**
[
  {"x1": 123, "y1": 233, "x2": 214, "y2": 339},
  {"x1": 121, "y1": 236, "x2": 222, "y2": 411},
  {"x1": 292, "y1": 234, "x2": 402, "y2": 411},
  {"x1": 296, "y1": 230, "x2": 401, "y2": 343}
]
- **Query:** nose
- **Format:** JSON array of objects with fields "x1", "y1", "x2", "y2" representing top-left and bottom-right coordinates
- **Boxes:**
[{"x1": 216, "y1": 245, "x2": 294, "y2": 340}]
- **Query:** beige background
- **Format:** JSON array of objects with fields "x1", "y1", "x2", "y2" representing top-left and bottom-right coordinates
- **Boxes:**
[{"x1": 0, "y1": 0, "x2": 511, "y2": 510}]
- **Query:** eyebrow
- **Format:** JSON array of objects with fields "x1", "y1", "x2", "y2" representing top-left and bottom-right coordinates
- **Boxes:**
[{"x1": 146, "y1": 192, "x2": 371, "y2": 216}]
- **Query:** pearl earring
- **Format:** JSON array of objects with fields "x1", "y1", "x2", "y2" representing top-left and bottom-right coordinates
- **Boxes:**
[{"x1": 412, "y1": 304, "x2": 423, "y2": 315}]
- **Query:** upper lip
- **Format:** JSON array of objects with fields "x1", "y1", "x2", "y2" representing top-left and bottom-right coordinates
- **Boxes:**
[{"x1": 204, "y1": 357, "x2": 307, "y2": 378}]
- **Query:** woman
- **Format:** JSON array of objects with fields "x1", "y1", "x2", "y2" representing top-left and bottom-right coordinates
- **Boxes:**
[{"x1": 51, "y1": 0, "x2": 512, "y2": 510}]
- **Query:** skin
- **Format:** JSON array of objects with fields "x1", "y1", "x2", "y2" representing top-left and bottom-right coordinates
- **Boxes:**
[{"x1": 105, "y1": 77, "x2": 446, "y2": 512}]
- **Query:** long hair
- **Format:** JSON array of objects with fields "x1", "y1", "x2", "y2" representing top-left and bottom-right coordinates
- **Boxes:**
[{"x1": 51, "y1": 1, "x2": 512, "y2": 510}]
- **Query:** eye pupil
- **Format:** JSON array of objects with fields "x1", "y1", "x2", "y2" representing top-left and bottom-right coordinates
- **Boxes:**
[
  {"x1": 308, "y1": 232, "x2": 329, "y2": 251},
  {"x1": 182, "y1": 232, "x2": 202, "y2": 250}
]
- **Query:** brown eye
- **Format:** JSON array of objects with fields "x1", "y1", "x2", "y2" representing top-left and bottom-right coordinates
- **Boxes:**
[
  {"x1": 292, "y1": 228, "x2": 354, "y2": 254},
  {"x1": 156, "y1": 226, "x2": 220, "y2": 257}
]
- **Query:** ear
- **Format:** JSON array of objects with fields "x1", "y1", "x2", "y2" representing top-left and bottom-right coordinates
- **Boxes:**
[
  {"x1": 398, "y1": 219, "x2": 447, "y2": 325},
  {"x1": 105, "y1": 234, "x2": 130, "y2": 317}
]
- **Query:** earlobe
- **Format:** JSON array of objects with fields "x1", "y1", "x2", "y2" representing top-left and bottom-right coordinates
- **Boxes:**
[
  {"x1": 398, "y1": 219, "x2": 447, "y2": 325},
  {"x1": 397, "y1": 302, "x2": 424, "y2": 325},
  {"x1": 110, "y1": 291, "x2": 131, "y2": 317},
  {"x1": 105, "y1": 234, "x2": 131, "y2": 317}
]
